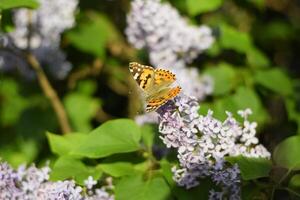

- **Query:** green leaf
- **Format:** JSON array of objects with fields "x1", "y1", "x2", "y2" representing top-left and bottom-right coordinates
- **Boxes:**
[
  {"x1": 72, "y1": 119, "x2": 141, "y2": 158},
  {"x1": 219, "y1": 24, "x2": 270, "y2": 69},
  {"x1": 246, "y1": 0, "x2": 265, "y2": 9},
  {"x1": 99, "y1": 152, "x2": 148, "y2": 172},
  {"x1": 242, "y1": 183, "x2": 267, "y2": 200},
  {"x1": 233, "y1": 87, "x2": 259, "y2": 110},
  {"x1": 115, "y1": 174, "x2": 170, "y2": 200},
  {"x1": 212, "y1": 96, "x2": 238, "y2": 121},
  {"x1": 206, "y1": 42, "x2": 221, "y2": 56},
  {"x1": 133, "y1": 161, "x2": 149, "y2": 172},
  {"x1": 254, "y1": 68, "x2": 293, "y2": 96},
  {"x1": 67, "y1": 13, "x2": 120, "y2": 59},
  {"x1": 186, "y1": 0, "x2": 223, "y2": 16},
  {"x1": 77, "y1": 80, "x2": 97, "y2": 96},
  {"x1": 141, "y1": 125, "x2": 155, "y2": 150},
  {"x1": 50, "y1": 156, "x2": 102, "y2": 185},
  {"x1": 226, "y1": 156, "x2": 272, "y2": 180},
  {"x1": 274, "y1": 136, "x2": 300, "y2": 170},
  {"x1": 15, "y1": 105, "x2": 58, "y2": 139},
  {"x1": 98, "y1": 162, "x2": 136, "y2": 177},
  {"x1": 47, "y1": 132, "x2": 87, "y2": 156},
  {"x1": 219, "y1": 24, "x2": 253, "y2": 53},
  {"x1": 232, "y1": 86, "x2": 269, "y2": 124},
  {"x1": 198, "y1": 102, "x2": 211, "y2": 116},
  {"x1": 285, "y1": 98, "x2": 300, "y2": 134},
  {"x1": 289, "y1": 174, "x2": 300, "y2": 189},
  {"x1": 211, "y1": 86, "x2": 268, "y2": 124},
  {"x1": 160, "y1": 159, "x2": 174, "y2": 186},
  {"x1": 261, "y1": 20, "x2": 295, "y2": 41},
  {"x1": 64, "y1": 93, "x2": 100, "y2": 132},
  {"x1": 172, "y1": 179, "x2": 212, "y2": 200},
  {"x1": 246, "y1": 47, "x2": 270, "y2": 68},
  {"x1": 0, "y1": 0, "x2": 39, "y2": 10},
  {"x1": 1, "y1": 10, "x2": 14, "y2": 32},
  {"x1": 0, "y1": 78, "x2": 28, "y2": 126},
  {"x1": 204, "y1": 63, "x2": 236, "y2": 96},
  {"x1": 285, "y1": 98, "x2": 299, "y2": 121},
  {"x1": 0, "y1": 138, "x2": 39, "y2": 167}
]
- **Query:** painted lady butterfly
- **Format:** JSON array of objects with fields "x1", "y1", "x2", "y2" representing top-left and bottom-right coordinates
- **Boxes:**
[{"x1": 129, "y1": 62, "x2": 181, "y2": 112}]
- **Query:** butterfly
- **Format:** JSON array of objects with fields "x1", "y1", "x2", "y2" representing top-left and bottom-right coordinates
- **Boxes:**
[{"x1": 129, "y1": 62, "x2": 181, "y2": 112}]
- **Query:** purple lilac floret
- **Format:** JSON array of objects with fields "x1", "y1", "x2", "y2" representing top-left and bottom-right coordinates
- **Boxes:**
[
  {"x1": 126, "y1": 0, "x2": 214, "y2": 68},
  {"x1": 126, "y1": 0, "x2": 214, "y2": 101},
  {"x1": 0, "y1": 0, "x2": 78, "y2": 79},
  {"x1": 0, "y1": 161, "x2": 114, "y2": 200},
  {"x1": 156, "y1": 95, "x2": 271, "y2": 199}
]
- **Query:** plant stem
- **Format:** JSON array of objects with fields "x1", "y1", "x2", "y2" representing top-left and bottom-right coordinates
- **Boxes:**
[
  {"x1": 26, "y1": 53, "x2": 72, "y2": 134},
  {"x1": 68, "y1": 58, "x2": 103, "y2": 89}
]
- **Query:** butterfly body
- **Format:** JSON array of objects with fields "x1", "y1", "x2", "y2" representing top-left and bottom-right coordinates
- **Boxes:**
[{"x1": 129, "y1": 62, "x2": 181, "y2": 112}]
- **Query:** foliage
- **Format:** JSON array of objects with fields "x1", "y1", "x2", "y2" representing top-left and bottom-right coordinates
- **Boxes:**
[
  {"x1": 1, "y1": 0, "x2": 300, "y2": 199},
  {"x1": 0, "y1": 0, "x2": 39, "y2": 10}
]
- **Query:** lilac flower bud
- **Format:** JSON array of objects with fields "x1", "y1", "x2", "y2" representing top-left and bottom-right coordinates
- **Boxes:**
[{"x1": 84, "y1": 176, "x2": 97, "y2": 190}]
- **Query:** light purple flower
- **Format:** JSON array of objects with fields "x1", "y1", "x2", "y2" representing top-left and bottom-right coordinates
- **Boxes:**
[
  {"x1": 126, "y1": 0, "x2": 214, "y2": 102},
  {"x1": 0, "y1": 161, "x2": 115, "y2": 200},
  {"x1": 156, "y1": 94, "x2": 271, "y2": 199},
  {"x1": 126, "y1": 0, "x2": 214, "y2": 68},
  {"x1": 84, "y1": 176, "x2": 97, "y2": 190},
  {"x1": 0, "y1": 0, "x2": 78, "y2": 79},
  {"x1": 10, "y1": 0, "x2": 78, "y2": 49}
]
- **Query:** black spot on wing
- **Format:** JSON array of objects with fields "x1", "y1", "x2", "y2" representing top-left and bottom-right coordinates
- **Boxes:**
[{"x1": 141, "y1": 73, "x2": 152, "y2": 89}]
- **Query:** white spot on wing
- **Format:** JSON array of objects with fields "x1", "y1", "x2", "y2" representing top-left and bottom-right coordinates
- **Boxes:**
[{"x1": 133, "y1": 73, "x2": 139, "y2": 80}]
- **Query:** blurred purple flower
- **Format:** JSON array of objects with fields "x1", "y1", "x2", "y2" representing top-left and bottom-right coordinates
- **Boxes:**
[
  {"x1": 10, "y1": 0, "x2": 78, "y2": 49},
  {"x1": 126, "y1": 0, "x2": 214, "y2": 68},
  {"x1": 126, "y1": 0, "x2": 215, "y2": 101},
  {"x1": 0, "y1": 0, "x2": 78, "y2": 79}
]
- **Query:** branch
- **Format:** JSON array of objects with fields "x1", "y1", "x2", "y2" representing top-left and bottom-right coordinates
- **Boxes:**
[
  {"x1": 94, "y1": 106, "x2": 113, "y2": 123},
  {"x1": 26, "y1": 53, "x2": 72, "y2": 134},
  {"x1": 68, "y1": 59, "x2": 103, "y2": 89},
  {"x1": 127, "y1": 76, "x2": 143, "y2": 118},
  {"x1": 108, "y1": 41, "x2": 136, "y2": 60}
]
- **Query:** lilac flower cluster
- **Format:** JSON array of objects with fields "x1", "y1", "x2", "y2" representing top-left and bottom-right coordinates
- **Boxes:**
[
  {"x1": 209, "y1": 162, "x2": 241, "y2": 199},
  {"x1": 157, "y1": 95, "x2": 270, "y2": 199},
  {"x1": 126, "y1": 0, "x2": 214, "y2": 100},
  {"x1": 0, "y1": 161, "x2": 114, "y2": 200},
  {"x1": 126, "y1": 0, "x2": 214, "y2": 68},
  {"x1": 0, "y1": 0, "x2": 78, "y2": 79}
]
